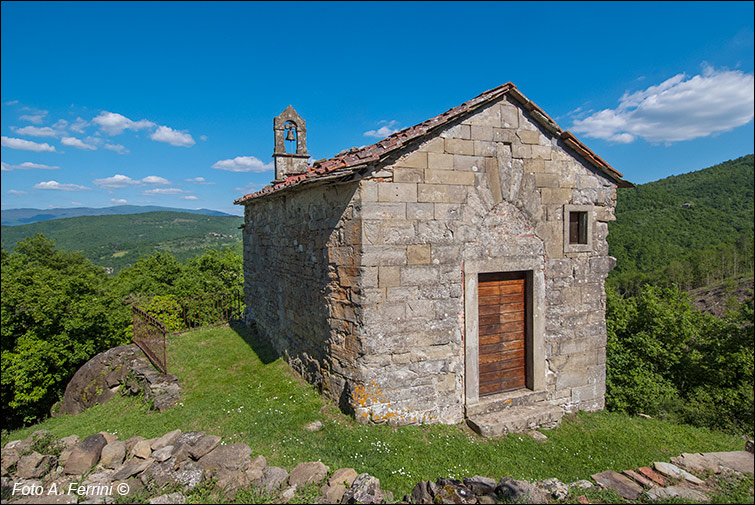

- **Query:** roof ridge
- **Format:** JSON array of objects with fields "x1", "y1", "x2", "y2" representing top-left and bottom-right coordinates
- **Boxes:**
[{"x1": 235, "y1": 83, "x2": 627, "y2": 205}]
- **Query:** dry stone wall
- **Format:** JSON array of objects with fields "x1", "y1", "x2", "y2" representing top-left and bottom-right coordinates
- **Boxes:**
[
  {"x1": 0, "y1": 429, "x2": 391, "y2": 504},
  {"x1": 4, "y1": 428, "x2": 748, "y2": 503}
]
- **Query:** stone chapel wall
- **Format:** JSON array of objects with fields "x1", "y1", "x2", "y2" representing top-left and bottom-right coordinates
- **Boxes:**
[
  {"x1": 352, "y1": 95, "x2": 617, "y2": 424},
  {"x1": 242, "y1": 182, "x2": 363, "y2": 402}
]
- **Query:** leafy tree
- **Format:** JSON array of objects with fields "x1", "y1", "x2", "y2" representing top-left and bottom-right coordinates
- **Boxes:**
[
  {"x1": 174, "y1": 248, "x2": 243, "y2": 298},
  {"x1": 606, "y1": 285, "x2": 754, "y2": 435},
  {"x1": 1, "y1": 235, "x2": 130, "y2": 427},
  {"x1": 111, "y1": 251, "x2": 183, "y2": 304}
]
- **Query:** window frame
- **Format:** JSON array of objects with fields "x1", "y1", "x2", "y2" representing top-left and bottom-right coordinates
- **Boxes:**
[{"x1": 563, "y1": 204, "x2": 594, "y2": 253}]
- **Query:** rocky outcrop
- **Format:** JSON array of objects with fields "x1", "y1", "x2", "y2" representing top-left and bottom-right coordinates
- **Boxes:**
[{"x1": 55, "y1": 344, "x2": 180, "y2": 416}]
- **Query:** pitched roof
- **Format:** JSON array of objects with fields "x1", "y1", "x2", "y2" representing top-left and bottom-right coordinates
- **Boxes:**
[{"x1": 234, "y1": 83, "x2": 630, "y2": 205}]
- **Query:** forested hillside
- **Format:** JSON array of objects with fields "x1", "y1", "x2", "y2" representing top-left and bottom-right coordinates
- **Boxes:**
[
  {"x1": 605, "y1": 155, "x2": 753, "y2": 434},
  {"x1": 1, "y1": 211, "x2": 242, "y2": 274},
  {"x1": 608, "y1": 155, "x2": 754, "y2": 292}
]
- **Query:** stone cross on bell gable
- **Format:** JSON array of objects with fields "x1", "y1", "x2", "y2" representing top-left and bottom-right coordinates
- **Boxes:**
[{"x1": 273, "y1": 105, "x2": 308, "y2": 182}]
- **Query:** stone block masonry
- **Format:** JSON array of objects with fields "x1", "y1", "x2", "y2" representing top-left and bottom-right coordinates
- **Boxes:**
[
  {"x1": 242, "y1": 182, "x2": 364, "y2": 403},
  {"x1": 238, "y1": 86, "x2": 625, "y2": 427}
]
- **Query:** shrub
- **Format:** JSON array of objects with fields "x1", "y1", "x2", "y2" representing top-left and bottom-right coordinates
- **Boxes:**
[{"x1": 606, "y1": 285, "x2": 754, "y2": 435}]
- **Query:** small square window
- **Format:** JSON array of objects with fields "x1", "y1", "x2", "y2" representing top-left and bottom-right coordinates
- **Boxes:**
[
  {"x1": 569, "y1": 211, "x2": 588, "y2": 245},
  {"x1": 563, "y1": 204, "x2": 593, "y2": 253}
]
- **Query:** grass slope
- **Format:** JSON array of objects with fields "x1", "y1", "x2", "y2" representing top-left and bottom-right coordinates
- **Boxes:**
[
  {"x1": 4, "y1": 324, "x2": 743, "y2": 498},
  {"x1": 609, "y1": 154, "x2": 754, "y2": 274},
  {"x1": 0, "y1": 211, "x2": 242, "y2": 274}
]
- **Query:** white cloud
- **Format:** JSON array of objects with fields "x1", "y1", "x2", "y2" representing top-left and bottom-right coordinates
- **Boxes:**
[
  {"x1": 93, "y1": 174, "x2": 140, "y2": 189},
  {"x1": 186, "y1": 176, "x2": 214, "y2": 184},
  {"x1": 61, "y1": 136, "x2": 97, "y2": 150},
  {"x1": 34, "y1": 180, "x2": 91, "y2": 191},
  {"x1": 93, "y1": 174, "x2": 171, "y2": 188},
  {"x1": 12, "y1": 126, "x2": 60, "y2": 137},
  {"x1": 111, "y1": 198, "x2": 127, "y2": 204},
  {"x1": 19, "y1": 111, "x2": 48, "y2": 124},
  {"x1": 104, "y1": 143, "x2": 129, "y2": 154},
  {"x1": 5, "y1": 100, "x2": 19, "y2": 106},
  {"x1": 143, "y1": 187, "x2": 186, "y2": 195},
  {"x1": 8, "y1": 189, "x2": 27, "y2": 195},
  {"x1": 141, "y1": 175, "x2": 170, "y2": 185},
  {"x1": 1, "y1": 161, "x2": 60, "y2": 171},
  {"x1": 364, "y1": 120, "x2": 402, "y2": 138},
  {"x1": 212, "y1": 155, "x2": 273, "y2": 172},
  {"x1": 200, "y1": 135, "x2": 208, "y2": 141},
  {"x1": 70, "y1": 117, "x2": 88, "y2": 133},
  {"x1": 571, "y1": 66, "x2": 755, "y2": 144},
  {"x1": 92, "y1": 111, "x2": 154, "y2": 135},
  {"x1": 181, "y1": 195, "x2": 199, "y2": 200},
  {"x1": 1, "y1": 136, "x2": 56, "y2": 152},
  {"x1": 150, "y1": 125, "x2": 195, "y2": 147}
]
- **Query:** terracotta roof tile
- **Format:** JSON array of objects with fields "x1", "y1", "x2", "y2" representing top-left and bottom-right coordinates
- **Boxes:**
[{"x1": 234, "y1": 83, "x2": 630, "y2": 205}]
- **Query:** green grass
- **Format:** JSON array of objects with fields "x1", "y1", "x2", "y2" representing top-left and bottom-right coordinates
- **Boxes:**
[{"x1": 3, "y1": 324, "x2": 745, "y2": 499}]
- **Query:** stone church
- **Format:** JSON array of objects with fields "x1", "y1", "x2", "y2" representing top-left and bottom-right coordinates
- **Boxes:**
[{"x1": 234, "y1": 83, "x2": 630, "y2": 435}]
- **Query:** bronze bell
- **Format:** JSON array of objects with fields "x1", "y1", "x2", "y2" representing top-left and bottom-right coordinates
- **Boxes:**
[{"x1": 285, "y1": 128, "x2": 296, "y2": 141}]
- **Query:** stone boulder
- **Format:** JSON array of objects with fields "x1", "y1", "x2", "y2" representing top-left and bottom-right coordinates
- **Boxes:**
[
  {"x1": 253, "y1": 466, "x2": 289, "y2": 494},
  {"x1": 320, "y1": 467, "x2": 359, "y2": 503},
  {"x1": 112, "y1": 457, "x2": 155, "y2": 481},
  {"x1": 57, "y1": 344, "x2": 142, "y2": 416},
  {"x1": 58, "y1": 435, "x2": 80, "y2": 450},
  {"x1": 152, "y1": 430, "x2": 182, "y2": 451},
  {"x1": 535, "y1": 477, "x2": 569, "y2": 500},
  {"x1": 140, "y1": 459, "x2": 203, "y2": 492},
  {"x1": 197, "y1": 443, "x2": 251, "y2": 474},
  {"x1": 188, "y1": 435, "x2": 220, "y2": 460},
  {"x1": 56, "y1": 344, "x2": 181, "y2": 417},
  {"x1": 132, "y1": 439, "x2": 154, "y2": 459},
  {"x1": 342, "y1": 473, "x2": 384, "y2": 504},
  {"x1": 101, "y1": 441, "x2": 126, "y2": 469},
  {"x1": 17, "y1": 452, "x2": 54, "y2": 479},
  {"x1": 64, "y1": 434, "x2": 108, "y2": 475},
  {"x1": 495, "y1": 476, "x2": 550, "y2": 504},
  {"x1": 175, "y1": 431, "x2": 205, "y2": 447},
  {"x1": 289, "y1": 461, "x2": 329, "y2": 487},
  {"x1": 1, "y1": 448, "x2": 20, "y2": 476},
  {"x1": 152, "y1": 446, "x2": 175, "y2": 462},
  {"x1": 245, "y1": 455, "x2": 267, "y2": 482},
  {"x1": 462, "y1": 475, "x2": 497, "y2": 496}
]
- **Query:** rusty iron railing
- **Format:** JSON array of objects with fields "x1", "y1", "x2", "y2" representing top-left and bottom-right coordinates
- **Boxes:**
[
  {"x1": 132, "y1": 306, "x2": 168, "y2": 374},
  {"x1": 132, "y1": 291, "x2": 243, "y2": 373}
]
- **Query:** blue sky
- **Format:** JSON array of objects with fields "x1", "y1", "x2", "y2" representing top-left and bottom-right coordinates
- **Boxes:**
[{"x1": 1, "y1": 1, "x2": 753, "y2": 216}]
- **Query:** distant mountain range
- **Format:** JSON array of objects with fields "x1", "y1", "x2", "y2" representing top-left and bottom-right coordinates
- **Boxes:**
[
  {"x1": 1, "y1": 211, "x2": 242, "y2": 274},
  {"x1": 0, "y1": 205, "x2": 234, "y2": 226}
]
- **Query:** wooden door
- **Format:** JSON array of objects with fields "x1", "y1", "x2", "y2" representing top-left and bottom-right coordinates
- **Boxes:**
[{"x1": 478, "y1": 272, "x2": 526, "y2": 396}]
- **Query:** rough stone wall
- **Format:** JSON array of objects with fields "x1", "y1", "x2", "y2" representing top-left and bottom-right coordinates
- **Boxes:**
[
  {"x1": 353, "y1": 95, "x2": 616, "y2": 424},
  {"x1": 242, "y1": 182, "x2": 363, "y2": 404}
]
